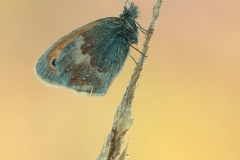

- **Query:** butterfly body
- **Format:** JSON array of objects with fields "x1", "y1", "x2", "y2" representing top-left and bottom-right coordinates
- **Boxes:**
[{"x1": 35, "y1": 2, "x2": 139, "y2": 96}]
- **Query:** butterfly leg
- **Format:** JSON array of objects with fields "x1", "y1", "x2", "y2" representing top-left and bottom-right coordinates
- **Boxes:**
[
  {"x1": 129, "y1": 43, "x2": 148, "y2": 58},
  {"x1": 130, "y1": 55, "x2": 137, "y2": 64},
  {"x1": 134, "y1": 20, "x2": 153, "y2": 34}
]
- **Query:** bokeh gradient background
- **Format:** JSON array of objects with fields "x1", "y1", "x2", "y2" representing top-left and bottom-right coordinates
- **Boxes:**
[{"x1": 1, "y1": 0, "x2": 240, "y2": 159}]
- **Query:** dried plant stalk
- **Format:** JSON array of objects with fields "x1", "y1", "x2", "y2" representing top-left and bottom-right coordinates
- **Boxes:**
[{"x1": 97, "y1": 0, "x2": 164, "y2": 160}]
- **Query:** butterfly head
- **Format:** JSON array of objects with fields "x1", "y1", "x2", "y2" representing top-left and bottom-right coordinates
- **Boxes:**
[{"x1": 121, "y1": 2, "x2": 139, "y2": 20}]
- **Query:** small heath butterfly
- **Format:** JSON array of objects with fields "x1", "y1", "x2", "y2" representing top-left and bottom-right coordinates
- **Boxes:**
[{"x1": 35, "y1": 2, "x2": 140, "y2": 96}]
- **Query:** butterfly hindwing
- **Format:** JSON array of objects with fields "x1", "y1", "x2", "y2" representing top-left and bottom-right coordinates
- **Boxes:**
[{"x1": 35, "y1": 17, "x2": 130, "y2": 96}]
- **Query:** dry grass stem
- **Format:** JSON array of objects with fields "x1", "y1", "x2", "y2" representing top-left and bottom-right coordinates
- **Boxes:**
[{"x1": 96, "y1": 0, "x2": 164, "y2": 159}]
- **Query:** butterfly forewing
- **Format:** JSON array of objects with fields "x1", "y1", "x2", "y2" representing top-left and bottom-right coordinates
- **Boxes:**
[{"x1": 35, "y1": 17, "x2": 130, "y2": 96}]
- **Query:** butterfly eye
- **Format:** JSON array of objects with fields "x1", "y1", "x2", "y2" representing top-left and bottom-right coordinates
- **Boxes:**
[
  {"x1": 126, "y1": 9, "x2": 132, "y2": 17},
  {"x1": 51, "y1": 59, "x2": 56, "y2": 67}
]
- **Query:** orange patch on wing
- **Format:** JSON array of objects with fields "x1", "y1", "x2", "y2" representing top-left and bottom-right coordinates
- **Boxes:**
[
  {"x1": 49, "y1": 18, "x2": 116, "y2": 57},
  {"x1": 46, "y1": 17, "x2": 116, "y2": 73}
]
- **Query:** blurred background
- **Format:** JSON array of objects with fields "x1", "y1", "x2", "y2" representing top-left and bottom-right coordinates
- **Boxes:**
[{"x1": 1, "y1": 0, "x2": 240, "y2": 159}]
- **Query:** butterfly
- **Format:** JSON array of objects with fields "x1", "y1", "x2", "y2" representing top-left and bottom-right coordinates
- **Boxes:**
[{"x1": 35, "y1": 1, "x2": 143, "y2": 96}]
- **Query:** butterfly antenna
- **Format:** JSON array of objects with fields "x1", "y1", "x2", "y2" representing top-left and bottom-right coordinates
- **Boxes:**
[
  {"x1": 134, "y1": 20, "x2": 153, "y2": 34},
  {"x1": 130, "y1": 55, "x2": 137, "y2": 64},
  {"x1": 128, "y1": 43, "x2": 148, "y2": 58},
  {"x1": 124, "y1": 0, "x2": 129, "y2": 7}
]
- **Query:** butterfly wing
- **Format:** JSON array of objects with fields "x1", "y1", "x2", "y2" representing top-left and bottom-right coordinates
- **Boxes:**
[{"x1": 35, "y1": 17, "x2": 130, "y2": 96}]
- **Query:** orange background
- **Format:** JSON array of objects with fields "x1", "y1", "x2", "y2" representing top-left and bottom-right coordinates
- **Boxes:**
[{"x1": 1, "y1": 0, "x2": 240, "y2": 159}]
